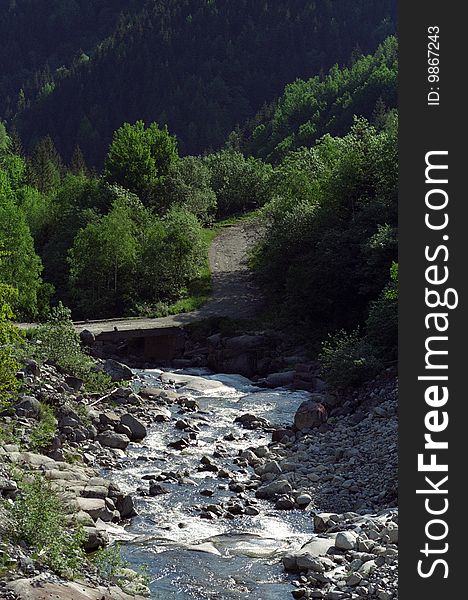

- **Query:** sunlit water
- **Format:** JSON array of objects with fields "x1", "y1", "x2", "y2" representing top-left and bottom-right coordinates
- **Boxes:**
[{"x1": 105, "y1": 369, "x2": 313, "y2": 599}]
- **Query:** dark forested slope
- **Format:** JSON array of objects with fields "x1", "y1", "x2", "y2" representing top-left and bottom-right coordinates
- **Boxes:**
[
  {"x1": 11, "y1": 0, "x2": 397, "y2": 165},
  {"x1": 0, "y1": 0, "x2": 143, "y2": 121}
]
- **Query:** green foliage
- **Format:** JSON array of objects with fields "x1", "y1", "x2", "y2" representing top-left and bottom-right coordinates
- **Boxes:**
[
  {"x1": 0, "y1": 168, "x2": 44, "y2": 318},
  {"x1": 104, "y1": 120, "x2": 178, "y2": 206},
  {"x1": 256, "y1": 117, "x2": 397, "y2": 338},
  {"x1": 0, "y1": 284, "x2": 23, "y2": 406},
  {"x1": 204, "y1": 150, "x2": 274, "y2": 219},
  {"x1": 6, "y1": 473, "x2": 86, "y2": 578},
  {"x1": 68, "y1": 192, "x2": 139, "y2": 316},
  {"x1": 94, "y1": 543, "x2": 128, "y2": 580},
  {"x1": 242, "y1": 37, "x2": 398, "y2": 162},
  {"x1": 162, "y1": 156, "x2": 217, "y2": 224},
  {"x1": 30, "y1": 402, "x2": 57, "y2": 451},
  {"x1": 83, "y1": 370, "x2": 113, "y2": 394},
  {"x1": 30, "y1": 303, "x2": 92, "y2": 377},
  {"x1": 8, "y1": 2, "x2": 396, "y2": 166},
  {"x1": 319, "y1": 329, "x2": 383, "y2": 388},
  {"x1": 365, "y1": 262, "x2": 398, "y2": 359},
  {"x1": 27, "y1": 136, "x2": 62, "y2": 193}
]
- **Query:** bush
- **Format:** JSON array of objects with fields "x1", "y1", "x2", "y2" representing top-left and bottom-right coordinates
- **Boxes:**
[
  {"x1": 30, "y1": 402, "x2": 57, "y2": 451},
  {"x1": 319, "y1": 329, "x2": 383, "y2": 389},
  {"x1": 204, "y1": 150, "x2": 273, "y2": 218},
  {"x1": 30, "y1": 303, "x2": 91, "y2": 377},
  {"x1": 6, "y1": 473, "x2": 86, "y2": 578},
  {"x1": 365, "y1": 262, "x2": 398, "y2": 360},
  {"x1": 0, "y1": 284, "x2": 23, "y2": 407}
]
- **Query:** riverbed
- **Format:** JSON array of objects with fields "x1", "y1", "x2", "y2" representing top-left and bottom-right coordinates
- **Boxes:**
[{"x1": 105, "y1": 369, "x2": 313, "y2": 599}]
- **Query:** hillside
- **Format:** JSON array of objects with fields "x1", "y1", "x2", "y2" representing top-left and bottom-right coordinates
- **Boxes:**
[{"x1": 10, "y1": 0, "x2": 397, "y2": 165}]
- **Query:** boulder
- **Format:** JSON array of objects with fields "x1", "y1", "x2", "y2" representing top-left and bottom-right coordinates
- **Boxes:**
[
  {"x1": 14, "y1": 396, "x2": 41, "y2": 418},
  {"x1": 80, "y1": 329, "x2": 96, "y2": 346},
  {"x1": 83, "y1": 526, "x2": 108, "y2": 552},
  {"x1": 272, "y1": 428, "x2": 295, "y2": 443},
  {"x1": 293, "y1": 401, "x2": 328, "y2": 431},
  {"x1": 116, "y1": 494, "x2": 137, "y2": 518},
  {"x1": 97, "y1": 431, "x2": 130, "y2": 450},
  {"x1": 103, "y1": 359, "x2": 133, "y2": 382},
  {"x1": 335, "y1": 530, "x2": 358, "y2": 550},
  {"x1": 119, "y1": 414, "x2": 147, "y2": 441},
  {"x1": 256, "y1": 479, "x2": 293, "y2": 499},
  {"x1": 65, "y1": 375, "x2": 84, "y2": 391},
  {"x1": 265, "y1": 371, "x2": 295, "y2": 388}
]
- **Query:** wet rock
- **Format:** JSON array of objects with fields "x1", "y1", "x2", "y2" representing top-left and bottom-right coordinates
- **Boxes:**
[
  {"x1": 149, "y1": 483, "x2": 170, "y2": 496},
  {"x1": 272, "y1": 428, "x2": 295, "y2": 443},
  {"x1": 256, "y1": 479, "x2": 293, "y2": 499},
  {"x1": 116, "y1": 494, "x2": 137, "y2": 518},
  {"x1": 168, "y1": 438, "x2": 190, "y2": 450},
  {"x1": 97, "y1": 431, "x2": 130, "y2": 450},
  {"x1": 119, "y1": 414, "x2": 147, "y2": 441},
  {"x1": 234, "y1": 413, "x2": 271, "y2": 430},
  {"x1": 265, "y1": 371, "x2": 296, "y2": 388},
  {"x1": 275, "y1": 495, "x2": 295, "y2": 510}
]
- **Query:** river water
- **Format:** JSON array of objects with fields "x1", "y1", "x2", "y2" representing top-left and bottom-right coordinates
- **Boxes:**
[{"x1": 106, "y1": 369, "x2": 313, "y2": 600}]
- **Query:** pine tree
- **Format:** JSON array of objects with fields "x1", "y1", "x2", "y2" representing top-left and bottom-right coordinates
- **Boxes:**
[
  {"x1": 28, "y1": 136, "x2": 62, "y2": 193},
  {"x1": 70, "y1": 145, "x2": 88, "y2": 176}
]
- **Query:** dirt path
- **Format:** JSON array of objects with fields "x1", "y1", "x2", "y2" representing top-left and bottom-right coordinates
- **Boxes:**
[{"x1": 70, "y1": 222, "x2": 263, "y2": 334}]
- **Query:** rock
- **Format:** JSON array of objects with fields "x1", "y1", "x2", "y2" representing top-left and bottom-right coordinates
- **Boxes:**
[
  {"x1": 256, "y1": 479, "x2": 292, "y2": 499},
  {"x1": 261, "y1": 460, "x2": 282, "y2": 475},
  {"x1": 296, "y1": 554, "x2": 325, "y2": 572},
  {"x1": 272, "y1": 428, "x2": 295, "y2": 443},
  {"x1": 149, "y1": 483, "x2": 170, "y2": 496},
  {"x1": 7, "y1": 574, "x2": 145, "y2": 599},
  {"x1": 168, "y1": 438, "x2": 190, "y2": 450},
  {"x1": 293, "y1": 401, "x2": 328, "y2": 431},
  {"x1": 14, "y1": 396, "x2": 41, "y2": 418},
  {"x1": 296, "y1": 493, "x2": 312, "y2": 507},
  {"x1": 119, "y1": 414, "x2": 147, "y2": 441},
  {"x1": 65, "y1": 375, "x2": 84, "y2": 391},
  {"x1": 244, "y1": 506, "x2": 260, "y2": 516},
  {"x1": 335, "y1": 531, "x2": 358, "y2": 550},
  {"x1": 76, "y1": 498, "x2": 113, "y2": 521},
  {"x1": 153, "y1": 407, "x2": 171, "y2": 422},
  {"x1": 116, "y1": 494, "x2": 137, "y2": 518},
  {"x1": 265, "y1": 371, "x2": 296, "y2": 388},
  {"x1": 103, "y1": 359, "x2": 133, "y2": 382},
  {"x1": 97, "y1": 431, "x2": 130, "y2": 450},
  {"x1": 275, "y1": 495, "x2": 295, "y2": 510},
  {"x1": 80, "y1": 329, "x2": 96, "y2": 346},
  {"x1": 234, "y1": 413, "x2": 271, "y2": 430},
  {"x1": 99, "y1": 411, "x2": 121, "y2": 429},
  {"x1": 83, "y1": 526, "x2": 108, "y2": 552},
  {"x1": 23, "y1": 360, "x2": 41, "y2": 377}
]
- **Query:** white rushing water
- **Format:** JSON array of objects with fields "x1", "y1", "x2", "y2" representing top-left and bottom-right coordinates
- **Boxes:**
[{"x1": 106, "y1": 369, "x2": 313, "y2": 599}]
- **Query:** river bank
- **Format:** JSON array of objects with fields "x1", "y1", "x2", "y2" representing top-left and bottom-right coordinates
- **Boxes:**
[{"x1": 1, "y1": 348, "x2": 397, "y2": 600}]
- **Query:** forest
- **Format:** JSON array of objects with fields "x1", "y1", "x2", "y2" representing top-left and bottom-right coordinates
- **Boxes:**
[
  {"x1": 0, "y1": 32, "x2": 398, "y2": 386},
  {"x1": 3, "y1": 0, "x2": 396, "y2": 165}
]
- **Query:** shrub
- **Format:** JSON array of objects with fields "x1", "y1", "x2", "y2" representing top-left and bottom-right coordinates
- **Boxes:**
[
  {"x1": 365, "y1": 262, "x2": 398, "y2": 360},
  {"x1": 319, "y1": 329, "x2": 383, "y2": 389},
  {"x1": 29, "y1": 303, "x2": 91, "y2": 377},
  {"x1": 6, "y1": 473, "x2": 86, "y2": 578},
  {"x1": 30, "y1": 402, "x2": 57, "y2": 451},
  {"x1": 0, "y1": 284, "x2": 23, "y2": 407}
]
